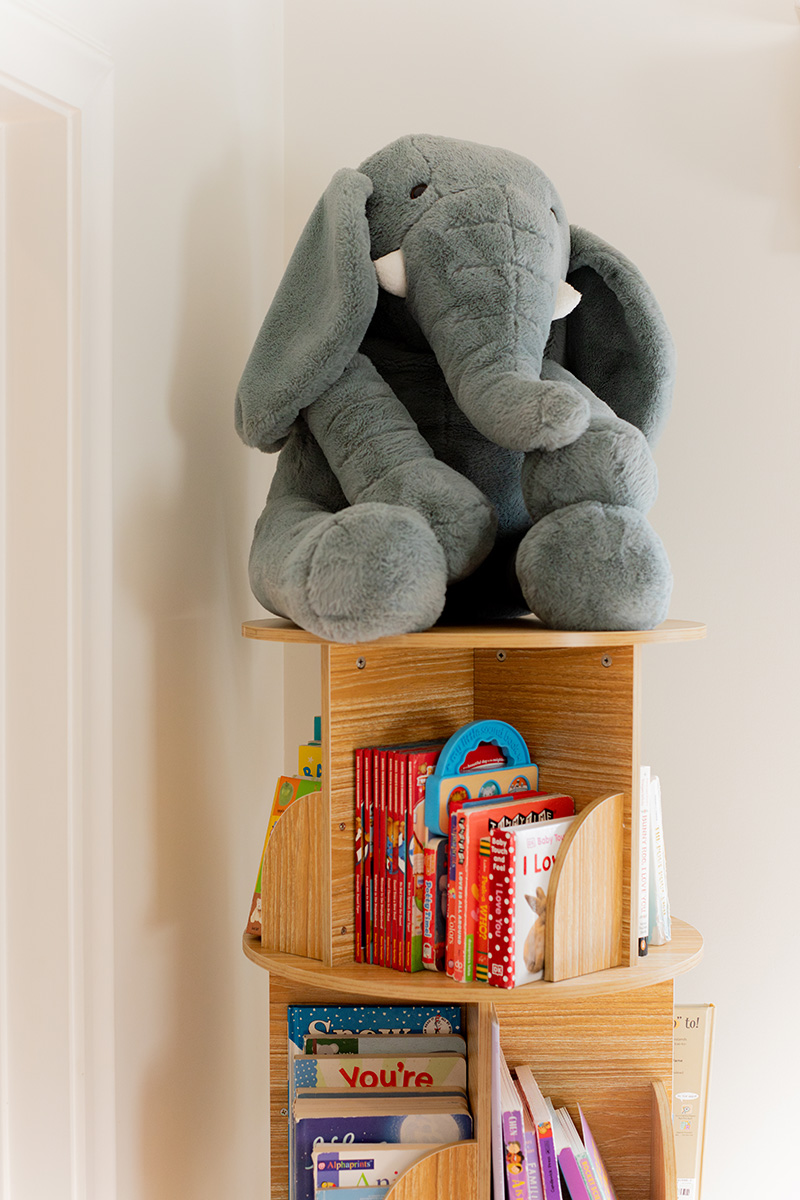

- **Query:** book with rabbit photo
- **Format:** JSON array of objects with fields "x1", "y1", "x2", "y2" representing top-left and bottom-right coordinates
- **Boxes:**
[{"x1": 487, "y1": 816, "x2": 574, "y2": 988}]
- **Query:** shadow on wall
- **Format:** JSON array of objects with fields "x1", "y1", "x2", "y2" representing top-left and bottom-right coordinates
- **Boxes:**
[{"x1": 118, "y1": 147, "x2": 281, "y2": 1198}]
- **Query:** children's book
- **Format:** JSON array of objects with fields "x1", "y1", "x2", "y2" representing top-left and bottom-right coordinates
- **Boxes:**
[
  {"x1": 424, "y1": 719, "x2": 538, "y2": 835},
  {"x1": 303, "y1": 1033, "x2": 466, "y2": 1057},
  {"x1": 315, "y1": 1191, "x2": 388, "y2": 1200},
  {"x1": 245, "y1": 775, "x2": 322, "y2": 937},
  {"x1": 316, "y1": 1190, "x2": 388, "y2": 1199},
  {"x1": 287, "y1": 1006, "x2": 462, "y2": 1200},
  {"x1": 451, "y1": 791, "x2": 574, "y2": 982},
  {"x1": 647, "y1": 774, "x2": 671, "y2": 946},
  {"x1": 312, "y1": 1142, "x2": 436, "y2": 1190},
  {"x1": 488, "y1": 817, "x2": 574, "y2": 988},
  {"x1": 673, "y1": 1004, "x2": 715, "y2": 1200},
  {"x1": 422, "y1": 837, "x2": 448, "y2": 971},
  {"x1": 515, "y1": 1066, "x2": 562, "y2": 1200},
  {"x1": 293, "y1": 1053, "x2": 467, "y2": 1094},
  {"x1": 404, "y1": 745, "x2": 443, "y2": 971},
  {"x1": 294, "y1": 1098, "x2": 472, "y2": 1200},
  {"x1": 579, "y1": 1108, "x2": 618, "y2": 1200}
]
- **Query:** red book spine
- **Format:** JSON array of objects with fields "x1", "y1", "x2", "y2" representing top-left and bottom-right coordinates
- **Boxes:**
[
  {"x1": 474, "y1": 835, "x2": 492, "y2": 982},
  {"x1": 389, "y1": 751, "x2": 401, "y2": 971},
  {"x1": 445, "y1": 809, "x2": 459, "y2": 977},
  {"x1": 354, "y1": 748, "x2": 363, "y2": 963},
  {"x1": 488, "y1": 829, "x2": 516, "y2": 989},
  {"x1": 422, "y1": 840, "x2": 438, "y2": 970},
  {"x1": 374, "y1": 749, "x2": 385, "y2": 966},
  {"x1": 363, "y1": 748, "x2": 373, "y2": 964},
  {"x1": 451, "y1": 809, "x2": 468, "y2": 982}
]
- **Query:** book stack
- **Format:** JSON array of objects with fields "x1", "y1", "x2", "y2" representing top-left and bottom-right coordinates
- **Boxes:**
[
  {"x1": 354, "y1": 720, "x2": 575, "y2": 987},
  {"x1": 287, "y1": 1004, "x2": 473, "y2": 1200},
  {"x1": 493, "y1": 1021, "x2": 620, "y2": 1200}
]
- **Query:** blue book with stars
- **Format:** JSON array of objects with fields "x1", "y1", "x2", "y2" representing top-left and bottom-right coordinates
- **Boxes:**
[{"x1": 287, "y1": 1006, "x2": 463, "y2": 1200}]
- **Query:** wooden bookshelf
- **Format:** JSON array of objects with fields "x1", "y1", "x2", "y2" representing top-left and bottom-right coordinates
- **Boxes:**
[{"x1": 242, "y1": 618, "x2": 706, "y2": 1200}]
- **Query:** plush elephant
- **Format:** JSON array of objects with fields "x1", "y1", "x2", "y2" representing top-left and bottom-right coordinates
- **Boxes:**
[{"x1": 236, "y1": 134, "x2": 674, "y2": 643}]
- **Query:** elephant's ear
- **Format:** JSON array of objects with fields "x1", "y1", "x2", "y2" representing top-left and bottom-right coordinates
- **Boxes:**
[
  {"x1": 562, "y1": 226, "x2": 675, "y2": 445},
  {"x1": 235, "y1": 168, "x2": 378, "y2": 452}
]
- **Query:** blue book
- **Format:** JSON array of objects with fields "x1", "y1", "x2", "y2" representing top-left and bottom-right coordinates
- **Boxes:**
[
  {"x1": 287, "y1": 1005, "x2": 463, "y2": 1200},
  {"x1": 296, "y1": 1106, "x2": 473, "y2": 1200}
]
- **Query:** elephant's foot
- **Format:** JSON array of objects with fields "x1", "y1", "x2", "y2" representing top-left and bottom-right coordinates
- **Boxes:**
[
  {"x1": 515, "y1": 501, "x2": 672, "y2": 631},
  {"x1": 521, "y1": 418, "x2": 658, "y2": 525},
  {"x1": 358, "y1": 459, "x2": 497, "y2": 583},
  {"x1": 250, "y1": 502, "x2": 448, "y2": 643}
]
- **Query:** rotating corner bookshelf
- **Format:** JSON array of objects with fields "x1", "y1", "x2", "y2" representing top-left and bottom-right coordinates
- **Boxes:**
[{"x1": 242, "y1": 616, "x2": 706, "y2": 1200}]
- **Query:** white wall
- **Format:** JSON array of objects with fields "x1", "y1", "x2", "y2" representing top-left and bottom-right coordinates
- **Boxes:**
[
  {"x1": 282, "y1": 3, "x2": 797, "y2": 1198},
  {"x1": 2, "y1": 1, "x2": 286, "y2": 1196}
]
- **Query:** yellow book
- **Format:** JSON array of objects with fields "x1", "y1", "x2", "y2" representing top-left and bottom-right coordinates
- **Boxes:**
[{"x1": 673, "y1": 1003, "x2": 715, "y2": 1200}]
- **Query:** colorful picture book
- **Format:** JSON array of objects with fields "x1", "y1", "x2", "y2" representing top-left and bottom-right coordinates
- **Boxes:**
[
  {"x1": 287, "y1": 1005, "x2": 465, "y2": 1200},
  {"x1": 313, "y1": 1143, "x2": 436, "y2": 1191},
  {"x1": 673, "y1": 1004, "x2": 715, "y2": 1200},
  {"x1": 488, "y1": 816, "x2": 574, "y2": 988},
  {"x1": 244, "y1": 773, "x2": 322, "y2": 937}
]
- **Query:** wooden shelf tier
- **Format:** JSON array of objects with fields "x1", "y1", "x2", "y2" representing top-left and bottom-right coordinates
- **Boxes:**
[
  {"x1": 244, "y1": 616, "x2": 706, "y2": 1200},
  {"x1": 244, "y1": 916, "x2": 702, "y2": 1001},
  {"x1": 243, "y1": 616, "x2": 705, "y2": 649}
]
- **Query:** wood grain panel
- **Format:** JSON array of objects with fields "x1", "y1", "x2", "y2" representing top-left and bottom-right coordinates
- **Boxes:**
[
  {"x1": 498, "y1": 980, "x2": 675, "y2": 1200},
  {"x1": 384, "y1": 1142, "x2": 479, "y2": 1200},
  {"x1": 261, "y1": 792, "x2": 326, "y2": 960},
  {"x1": 546, "y1": 793, "x2": 624, "y2": 982},
  {"x1": 651, "y1": 1079, "x2": 677, "y2": 1200},
  {"x1": 474, "y1": 645, "x2": 641, "y2": 965},
  {"x1": 466, "y1": 1004, "x2": 492, "y2": 1200},
  {"x1": 323, "y1": 644, "x2": 474, "y2": 966}
]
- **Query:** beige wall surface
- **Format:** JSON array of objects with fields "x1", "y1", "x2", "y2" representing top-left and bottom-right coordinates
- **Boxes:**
[
  {"x1": 3, "y1": 0, "x2": 286, "y2": 1196},
  {"x1": 282, "y1": 2, "x2": 799, "y2": 1197}
]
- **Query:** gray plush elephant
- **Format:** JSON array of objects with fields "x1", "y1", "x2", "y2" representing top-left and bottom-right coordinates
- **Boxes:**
[{"x1": 236, "y1": 134, "x2": 674, "y2": 643}]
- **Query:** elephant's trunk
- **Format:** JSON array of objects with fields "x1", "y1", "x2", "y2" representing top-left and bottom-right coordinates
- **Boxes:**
[{"x1": 402, "y1": 185, "x2": 588, "y2": 452}]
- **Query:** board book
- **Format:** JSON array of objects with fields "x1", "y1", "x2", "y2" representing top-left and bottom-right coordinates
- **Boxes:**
[
  {"x1": 488, "y1": 816, "x2": 574, "y2": 988},
  {"x1": 313, "y1": 1143, "x2": 435, "y2": 1191},
  {"x1": 245, "y1": 774, "x2": 322, "y2": 937}
]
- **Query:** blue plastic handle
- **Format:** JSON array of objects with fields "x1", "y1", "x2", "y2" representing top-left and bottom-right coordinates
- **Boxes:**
[{"x1": 424, "y1": 719, "x2": 532, "y2": 832}]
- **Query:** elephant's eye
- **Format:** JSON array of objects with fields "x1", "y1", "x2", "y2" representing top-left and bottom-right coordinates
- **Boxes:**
[{"x1": 410, "y1": 183, "x2": 428, "y2": 199}]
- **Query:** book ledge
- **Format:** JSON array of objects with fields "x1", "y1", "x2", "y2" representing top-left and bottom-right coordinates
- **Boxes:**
[
  {"x1": 242, "y1": 616, "x2": 706, "y2": 649},
  {"x1": 243, "y1": 917, "x2": 702, "y2": 1002}
]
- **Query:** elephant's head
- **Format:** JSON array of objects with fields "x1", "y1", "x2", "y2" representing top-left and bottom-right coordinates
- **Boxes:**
[{"x1": 236, "y1": 134, "x2": 673, "y2": 456}]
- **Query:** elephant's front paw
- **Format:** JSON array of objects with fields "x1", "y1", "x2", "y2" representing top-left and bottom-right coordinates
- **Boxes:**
[
  {"x1": 477, "y1": 377, "x2": 590, "y2": 453},
  {"x1": 293, "y1": 504, "x2": 448, "y2": 643},
  {"x1": 359, "y1": 460, "x2": 497, "y2": 583},
  {"x1": 515, "y1": 501, "x2": 672, "y2": 631}
]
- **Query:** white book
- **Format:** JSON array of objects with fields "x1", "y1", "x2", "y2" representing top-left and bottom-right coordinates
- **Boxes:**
[
  {"x1": 647, "y1": 775, "x2": 671, "y2": 945},
  {"x1": 638, "y1": 765, "x2": 650, "y2": 955}
]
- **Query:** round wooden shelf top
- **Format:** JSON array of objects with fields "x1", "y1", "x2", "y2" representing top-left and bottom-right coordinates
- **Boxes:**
[
  {"x1": 242, "y1": 617, "x2": 706, "y2": 650},
  {"x1": 243, "y1": 917, "x2": 703, "y2": 1005}
]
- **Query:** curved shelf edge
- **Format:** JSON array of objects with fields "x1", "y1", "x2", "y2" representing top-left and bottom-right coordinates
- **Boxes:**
[
  {"x1": 383, "y1": 1142, "x2": 479, "y2": 1200},
  {"x1": 243, "y1": 917, "x2": 703, "y2": 1004},
  {"x1": 242, "y1": 617, "x2": 707, "y2": 649}
]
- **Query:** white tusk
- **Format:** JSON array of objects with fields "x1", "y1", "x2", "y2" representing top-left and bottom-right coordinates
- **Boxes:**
[
  {"x1": 553, "y1": 278, "x2": 582, "y2": 320},
  {"x1": 374, "y1": 248, "x2": 407, "y2": 298}
]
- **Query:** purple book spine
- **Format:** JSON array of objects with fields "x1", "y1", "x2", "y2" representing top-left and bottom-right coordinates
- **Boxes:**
[
  {"x1": 524, "y1": 1131, "x2": 544, "y2": 1200},
  {"x1": 502, "y1": 1110, "x2": 530, "y2": 1200},
  {"x1": 535, "y1": 1123, "x2": 562, "y2": 1200},
  {"x1": 557, "y1": 1147, "x2": 591, "y2": 1200}
]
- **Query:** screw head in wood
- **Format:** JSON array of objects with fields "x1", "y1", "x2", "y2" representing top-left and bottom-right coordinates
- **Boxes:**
[
  {"x1": 602, "y1": 654, "x2": 612, "y2": 667},
  {"x1": 496, "y1": 650, "x2": 507, "y2": 662},
  {"x1": 356, "y1": 656, "x2": 366, "y2": 669},
  {"x1": 339, "y1": 822, "x2": 345, "y2": 831},
  {"x1": 340, "y1": 927, "x2": 347, "y2": 936}
]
